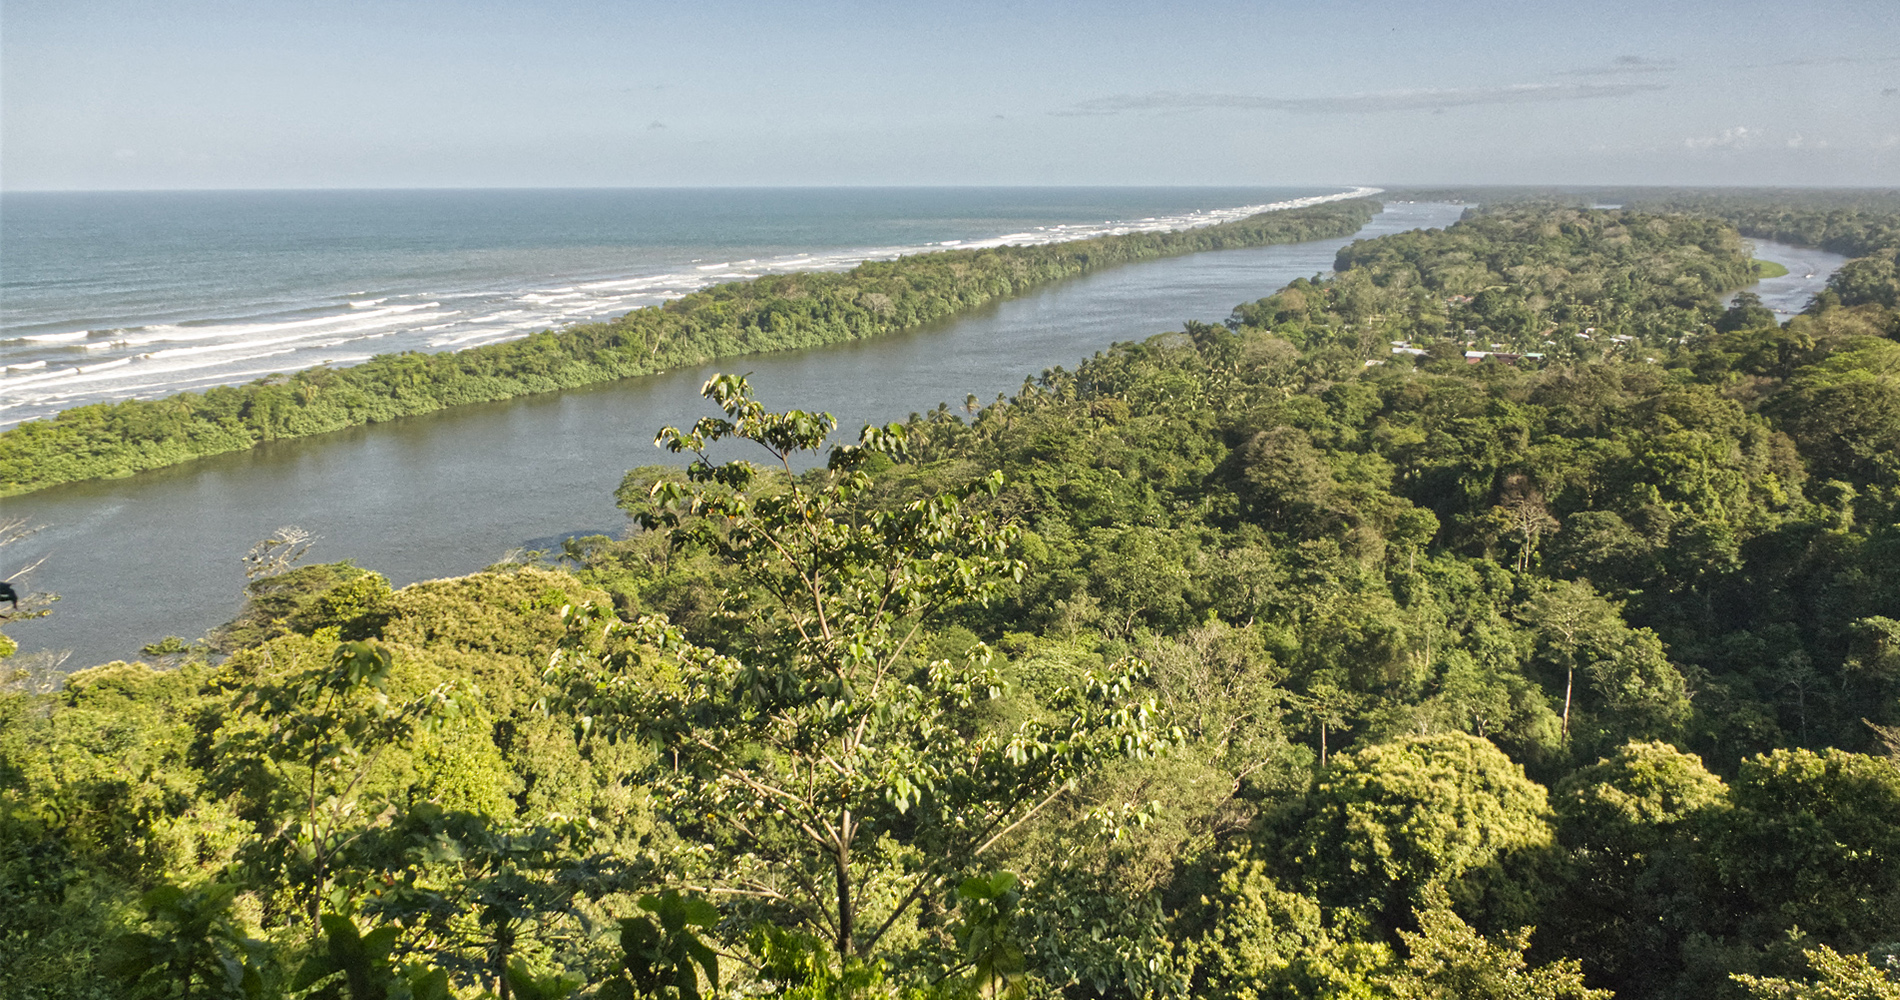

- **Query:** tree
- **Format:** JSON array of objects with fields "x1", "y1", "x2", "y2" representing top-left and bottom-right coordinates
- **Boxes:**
[
  {"x1": 951, "y1": 871, "x2": 1028, "y2": 1000},
  {"x1": 1734, "y1": 946, "x2": 1900, "y2": 1000},
  {"x1": 549, "y1": 375, "x2": 1166, "y2": 963},
  {"x1": 1230, "y1": 426, "x2": 1337, "y2": 535},
  {"x1": 1291, "y1": 732, "x2": 1553, "y2": 934},
  {"x1": 1192, "y1": 858, "x2": 1336, "y2": 1000},
  {"x1": 1295, "y1": 681, "x2": 1365, "y2": 769},
  {"x1": 1773, "y1": 341, "x2": 1900, "y2": 486},
  {"x1": 1717, "y1": 292, "x2": 1779, "y2": 333},
  {"x1": 1871, "y1": 716, "x2": 1900, "y2": 769},
  {"x1": 599, "y1": 891, "x2": 720, "y2": 1000},
  {"x1": 1140, "y1": 621, "x2": 1297, "y2": 787},
  {"x1": 213, "y1": 641, "x2": 461, "y2": 933},
  {"x1": 1709, "y1": 747, "x2": 1900, "y2": 947},
  {"x1": 103, "y1": 883, "x2": 268, "y2": 999},
  {"x1": 1520, "y1": 581, "x2": 1616, "y2": 738},
  {"x1": 1492, "y1": 474, "x2": 1559, "y2": 574},
  {"x1": 1579, "y1": 626, "x2": 1690, "y2": 747},
  {"x1": 1518, "y1": 579, "x2": 1688, "y2": 745},
  {"x1": 366, "y1": 807, "x2": 598, "y2": 999},
  {"x1": 291, "y1": 912, "x2": 450, "y2": 1000},
  {"x1": 1545, "y1": 742, "x2": 1730, "y2": 998},
  {"x1": 1383, "y1": 908, "x2": 1609, "y2": 1000},
  {"x1": 1850, "y1": 617, "x2": 1900, "y2": 744}
]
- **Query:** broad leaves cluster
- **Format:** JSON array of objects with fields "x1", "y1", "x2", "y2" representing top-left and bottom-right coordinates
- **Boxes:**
[{"x1": 547, "y1": 375, "x2": 1168, "y2": 959}]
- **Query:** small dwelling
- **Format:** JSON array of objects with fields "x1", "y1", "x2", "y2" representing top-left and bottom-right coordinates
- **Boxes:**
[{"x1": 1463, "y1": 350, "x2": 1543, "y2": 366}]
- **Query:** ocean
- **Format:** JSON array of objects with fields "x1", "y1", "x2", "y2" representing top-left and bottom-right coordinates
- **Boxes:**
[{"x1": 0, "y1": 186, "x2": 1366, "y2": 427}]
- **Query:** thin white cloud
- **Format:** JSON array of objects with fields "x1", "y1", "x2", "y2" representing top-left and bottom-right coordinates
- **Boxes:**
[
  {"x1": 1684, "y1": 126, "x2": 1757, "y2": 149},
  {"x1": 1054, "y1": 81, "x2": 1667, "y2": 117},
  {"x1": 1563, "y1": 55, "x2": 1676, "y2": 76},
  {"x1": 1680, "y1": 126, "x2": 1840, "y2": 152},
  {"x1": 1746, "y1": 54, "x2": 1900, "y2": 69}
]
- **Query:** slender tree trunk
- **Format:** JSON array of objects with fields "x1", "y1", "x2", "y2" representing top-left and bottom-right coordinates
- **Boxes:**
[
  {"x1": 1795, "y1": 680, "x2": 1807, "y2": 743},
  {"x1": 496, "y1": 923, "x2": 515, "y2": 1000},
  {"x1": 835, "y1": 809, "x2": 854, "y2": 959},
  {"x1": 307, "y1": 746, "x2": 323, "y2": 935},
  {"x1": 1562, "y1": 665, "x2": 1574, "y2": 738}
]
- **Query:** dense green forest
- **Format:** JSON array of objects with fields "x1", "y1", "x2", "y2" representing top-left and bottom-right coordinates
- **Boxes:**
[
  {"x1": 4, "y1": 203, "x2": 1900, "y2": 1000},
  {"x1": 0, "y1": 198, "x2": 1377, "y2": 498},
  {"x1": 1615, "y1": 190, "x2": 1900, "y2": 259},
  {"x1": 1393, "y1": 185, "x2": 1900, "y2": 269}
]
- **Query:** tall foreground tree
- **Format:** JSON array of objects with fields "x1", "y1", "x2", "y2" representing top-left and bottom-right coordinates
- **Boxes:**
[{"x1": 549, "y1": 375, "x2": 1166, "y2": 962}]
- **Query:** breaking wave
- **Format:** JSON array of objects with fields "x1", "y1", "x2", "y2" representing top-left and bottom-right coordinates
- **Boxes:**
[{"x1": 0, "y1": 187, "x2": 1379, "y2": 427}]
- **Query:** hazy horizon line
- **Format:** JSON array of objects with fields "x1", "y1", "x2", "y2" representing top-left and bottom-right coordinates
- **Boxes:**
[{"x1": 4, "y1": 181, "x2": 1896, "y2": 196}]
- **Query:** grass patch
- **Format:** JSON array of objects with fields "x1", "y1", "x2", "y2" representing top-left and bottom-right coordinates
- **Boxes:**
[{"x1": 1754, "y1": 258, "x2": 1791, "y2": 278}]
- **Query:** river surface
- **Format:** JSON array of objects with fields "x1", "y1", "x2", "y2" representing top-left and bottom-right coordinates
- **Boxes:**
[
  {"x1": 1731, "y1": 239, "x2": 1848, "y2": 316},
  {"x1": 5, "y1": 202, "x2": 1842, "y2": 669}
]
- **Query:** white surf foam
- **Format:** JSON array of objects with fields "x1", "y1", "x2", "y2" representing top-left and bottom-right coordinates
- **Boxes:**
[
  {"x1": 19, "y1": 331, "x2": 93, "y2": 343},
  {"x1": 1, "y1": 187, "x2": 1383, "y2": 428}
]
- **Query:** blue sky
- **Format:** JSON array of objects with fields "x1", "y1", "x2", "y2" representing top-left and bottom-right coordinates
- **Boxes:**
[{"x1": 4, "y1": 0, "x2": 1896, "y2": 190}]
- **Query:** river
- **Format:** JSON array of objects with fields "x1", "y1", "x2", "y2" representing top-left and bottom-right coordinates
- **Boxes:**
[
  {"x1": 2, "y1": 203, "x2": 1844, "y2": 669},
  {"x1": 1732, "y1": 239, "x2": 1850, "y2": 316}
]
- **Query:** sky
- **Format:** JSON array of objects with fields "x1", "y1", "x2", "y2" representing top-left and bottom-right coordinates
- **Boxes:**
[{"x1": 3, "y1": 0, "x2": 1897, "y2": 191}]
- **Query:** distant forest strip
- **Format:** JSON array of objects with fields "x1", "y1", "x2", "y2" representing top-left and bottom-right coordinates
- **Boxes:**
[
  {"x1": 0, "y1": 198, "x2": 1380, "y2": 497},
  {"x1": 1612, "y1": 193, "x2": 1900, "y2": 314},
  {"x1": 1389, "y1": 186, "x2": 1900, "y2": 317},
  {"x1": 1308, "y1": 206, "x2": 1757, "y2": 346},
  {"x1": 1392, "y1": 184, "x2": 1900, "y2": 258},
  {"x1": 1619, "y1": 189, "x2": 1900, "y2": 259}
]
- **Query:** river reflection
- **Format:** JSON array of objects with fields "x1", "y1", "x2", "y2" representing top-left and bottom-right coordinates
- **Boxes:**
[{"x1": 11, "y1": 202, "x2": 1472, "y2": 666}]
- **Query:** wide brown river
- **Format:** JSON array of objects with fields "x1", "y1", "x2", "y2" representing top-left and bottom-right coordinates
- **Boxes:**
[{"x1": 1, "y1": 204, "x2": 1842, "y2": 668}]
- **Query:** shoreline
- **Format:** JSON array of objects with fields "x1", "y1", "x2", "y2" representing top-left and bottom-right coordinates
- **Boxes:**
[
  {"x1": 0, "y1": 195, "x2": 1383, "y2": 497},
  {"x1": 0, "y1": 186, "x2": 1378, "y2": 428},
  {"x1": 1, "y1": 200, "x2": 1461, "y2": 669}
]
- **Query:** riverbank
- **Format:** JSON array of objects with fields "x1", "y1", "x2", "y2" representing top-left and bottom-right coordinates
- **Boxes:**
[
  {"x1": 1725, "y1": 238, "x2": 1849, "y2": 315},
  {"x1": 0, "y1": 195, "x2": 1379, "y2": 497},
  {"x1": 0, "y1": 202, "x2": 1461, "y2": 668}
]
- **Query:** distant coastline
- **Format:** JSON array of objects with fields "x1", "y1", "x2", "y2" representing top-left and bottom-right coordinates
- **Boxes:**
[
  {"x1": 0, "y1": 193, "x2": 1381, "y2": 497},
  {"x1": 0, "y1": 186, "x2": 1374, "y2": 428}
]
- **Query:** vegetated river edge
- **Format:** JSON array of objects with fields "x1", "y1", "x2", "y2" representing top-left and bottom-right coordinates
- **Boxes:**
[
  {"x1": 0, "y1": 201, "x2": 1428, "y2": 667},
  {"x1": 4, "y1": 204, "x2": 1845, "y2": 670},
  {"x1": 0, "y1": 194, "x2": 1380, "y2": 497}
]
